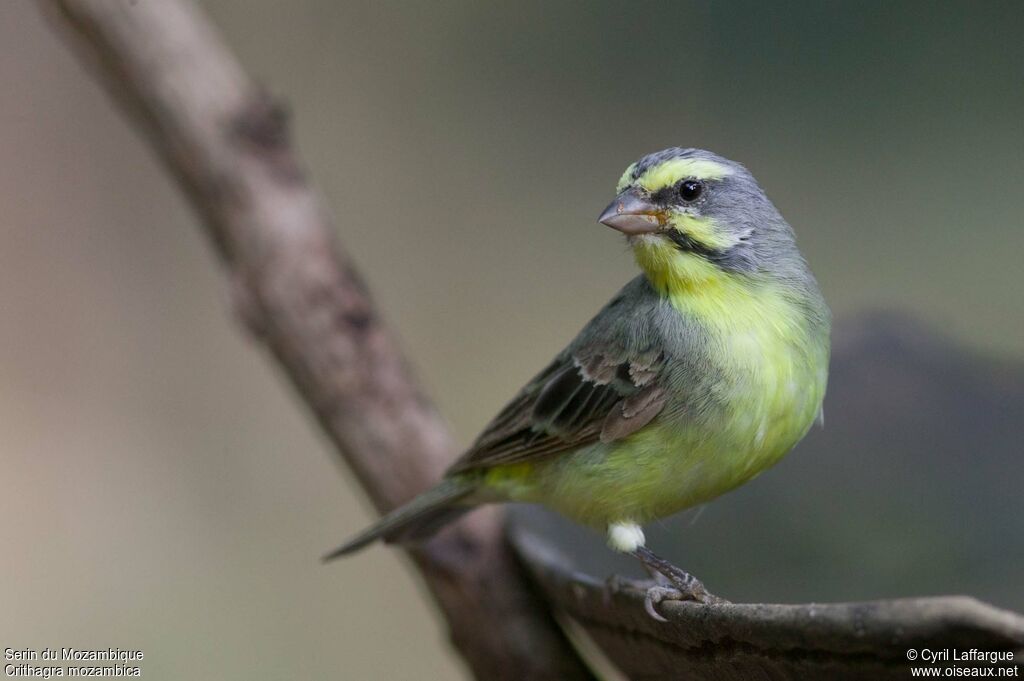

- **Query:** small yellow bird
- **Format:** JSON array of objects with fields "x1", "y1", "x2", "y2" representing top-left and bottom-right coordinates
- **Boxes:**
[{"x1": 327, "y1": 148, "x2": 830, "y2": 617}]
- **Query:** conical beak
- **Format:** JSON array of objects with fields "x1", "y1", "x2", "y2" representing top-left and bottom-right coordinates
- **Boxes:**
[{"x1": 597, "y1": 189, "x2": 664, "y2": 235}]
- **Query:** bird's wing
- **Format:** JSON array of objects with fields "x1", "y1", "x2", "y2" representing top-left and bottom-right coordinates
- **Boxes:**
[{"x1": 447, "y1": 330, "x2": 668, "y2": 475}]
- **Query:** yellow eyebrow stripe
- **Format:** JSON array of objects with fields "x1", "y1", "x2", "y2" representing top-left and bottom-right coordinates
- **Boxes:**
[{"x1": 635, "y1": 158, "x2": 733, "y2": 191}]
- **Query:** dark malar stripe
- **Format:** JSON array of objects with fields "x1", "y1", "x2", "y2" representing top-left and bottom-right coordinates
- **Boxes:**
[{"x1": 664, "y1": 230, "x2": 751, "y2": 272}]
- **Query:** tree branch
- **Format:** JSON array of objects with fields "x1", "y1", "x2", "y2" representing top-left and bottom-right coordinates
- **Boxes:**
[
  {"x1": 38, "y1": 1, "x2": 594, "y2": 679},
  {"x1": 510, "y1": 518, "x2": 1024, "y2": 680}
]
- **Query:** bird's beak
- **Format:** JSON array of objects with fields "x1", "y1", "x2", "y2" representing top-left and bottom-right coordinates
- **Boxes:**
[{"x1": 598, "y1": 188, "x2": 665, "y2": 235}]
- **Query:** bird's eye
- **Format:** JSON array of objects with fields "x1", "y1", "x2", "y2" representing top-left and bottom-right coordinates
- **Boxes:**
[{"x1": 679, "y1": 180, "x2": 703, "y2": 202}]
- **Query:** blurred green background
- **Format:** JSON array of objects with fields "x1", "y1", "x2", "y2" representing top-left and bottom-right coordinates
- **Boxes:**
[{"x1": 2, "y1": 1, "x2": 1021, "y2": 679}]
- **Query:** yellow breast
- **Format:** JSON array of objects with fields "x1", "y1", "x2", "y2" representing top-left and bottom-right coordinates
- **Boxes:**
[{"x1": 662, "y1": 250, "x2": 828, "y2": 486}]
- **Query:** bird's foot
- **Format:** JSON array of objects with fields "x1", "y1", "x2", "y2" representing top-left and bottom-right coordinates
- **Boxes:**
[
  {"x1": 630, "y1": 545, "x2": 728, "y2": 620},
  {"x1": 642, "y1": 582, "x2": 727, "y2": 621}
]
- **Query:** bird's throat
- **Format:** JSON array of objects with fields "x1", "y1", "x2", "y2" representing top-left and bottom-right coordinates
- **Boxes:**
[
  {"x1": 631, "y1": 235, "x2": 726, "y2": 300},
  {"x1": 631, "y1": 235, "x2": 797, "y2": 343}
]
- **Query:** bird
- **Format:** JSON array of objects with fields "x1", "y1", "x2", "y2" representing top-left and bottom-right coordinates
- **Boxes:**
[{"x1": 325, "y1": 147, "x2": 830, "y2": 619}]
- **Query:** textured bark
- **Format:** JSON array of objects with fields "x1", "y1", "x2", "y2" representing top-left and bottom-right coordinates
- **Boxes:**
[
  {"x1": 510, "y1": 521, "x2": 1024, "y2": 680},
  {"x1": 39, "y1": 1, "x2": 593, "y2": 679}
]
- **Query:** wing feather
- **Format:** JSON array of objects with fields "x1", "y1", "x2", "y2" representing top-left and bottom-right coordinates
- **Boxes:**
[{"x1": 447, "y1": 343, "x2": 667, "y2": 474}]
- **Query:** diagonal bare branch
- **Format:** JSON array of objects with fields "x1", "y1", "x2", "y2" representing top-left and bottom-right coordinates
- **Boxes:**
[{"x1": 38, "y1": 1, "x2": 594, "y2": 679}]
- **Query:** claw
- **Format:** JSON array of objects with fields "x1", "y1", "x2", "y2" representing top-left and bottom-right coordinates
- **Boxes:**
[
  {"x1": 642, "y1": 583, "x2": 726, "y2": 621},
  {"x1": 644, "y1": 585, "x2": 680, "y2": 621},
  {"x1": 629, "y1": 545, "x2": 729, "y2": 618}
]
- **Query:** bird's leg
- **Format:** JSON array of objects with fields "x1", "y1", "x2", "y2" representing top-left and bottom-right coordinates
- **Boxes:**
[
  {"x1": 637, "y1": 554, "x2": 672, "y2": 585},
  {"x1": 631, "y1": 545, "x2": 706, "y2": 596},
  {"x1": 604, "y1": 522, "x2": 726, "y2": 621},
  {"x1": 631, "y1": 545, "x2": 727, "y2": 618}
]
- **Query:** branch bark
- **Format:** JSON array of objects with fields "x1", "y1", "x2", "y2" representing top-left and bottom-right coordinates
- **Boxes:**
[
  {"x1": 38, "y1": 1, "x2": 594, "y2": 679},
  {"x1": 510, "y1": 516, "x2": 1024, "y2": 680}
]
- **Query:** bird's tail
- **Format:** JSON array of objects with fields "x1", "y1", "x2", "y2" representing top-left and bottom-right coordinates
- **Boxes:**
[{"x1": 322, "y1": 478, "x2": 476, "y2": 561}]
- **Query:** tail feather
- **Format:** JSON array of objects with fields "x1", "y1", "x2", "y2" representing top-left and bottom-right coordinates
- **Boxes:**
[{"x1": 323, "y1": 478, "x2": 475, "y2": 561}]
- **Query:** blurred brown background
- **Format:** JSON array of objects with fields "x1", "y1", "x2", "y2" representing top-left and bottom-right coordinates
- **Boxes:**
[{"x1": 2, "y1": 1, "x2": 1022, "y2": 679}]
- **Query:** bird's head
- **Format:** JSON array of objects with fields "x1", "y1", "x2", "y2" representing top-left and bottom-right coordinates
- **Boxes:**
[{"x1": 599, "y1": 148, "x2": 799, "y2": 294}]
